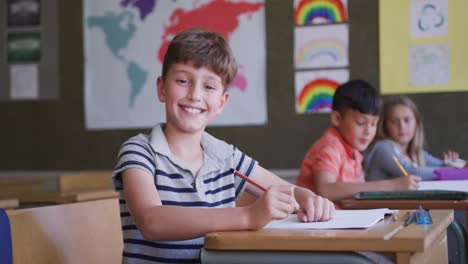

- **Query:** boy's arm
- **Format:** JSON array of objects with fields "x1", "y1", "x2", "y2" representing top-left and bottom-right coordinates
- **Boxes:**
[
  {"x1": 122, "y1": 168, "x2": 294, "y2": 241},
  {"x1": 249, "y1": 166, "x2": 334, "y2": 221},
  {"x1": 315, "y1": 170, "x2": 421, "y2": 202}
]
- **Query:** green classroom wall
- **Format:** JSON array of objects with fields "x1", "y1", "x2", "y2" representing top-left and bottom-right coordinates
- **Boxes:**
[{"x1": 1, "y1": 0, "x2": 467, "y2": 170}]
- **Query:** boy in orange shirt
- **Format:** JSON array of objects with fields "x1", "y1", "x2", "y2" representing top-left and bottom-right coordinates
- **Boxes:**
[{"x1": 297, "y1": 80, "x2": 421, "y2": 202}]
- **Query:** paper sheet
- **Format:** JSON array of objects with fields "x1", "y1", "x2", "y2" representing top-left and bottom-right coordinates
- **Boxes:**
[
  {"x1": 411, "y1": 0, "x2": 448, "y2": 38},
  {"x1": 419, "y1": 180, "x2": 468, "y2": 192},
  {"x1": 9, "y1": 64, "x2": 39, "y2": 99},
  {"x1": 264, "y1": 208, "x2": 394, "y2": 230},
  {"x1": 409, "y1": 43, "x2": 449, "y2": 86}
]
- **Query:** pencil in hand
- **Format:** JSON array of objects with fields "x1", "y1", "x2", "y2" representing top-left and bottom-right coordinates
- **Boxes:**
[
  {"x1": 232, "y1": 169, "x2": 266, "y2": 191},
  {"x1": 232, "y1": 169, "x2": 299, "y2": 211},
  {"x1": 392, "y1": 156, "x2": 408, "y2": 177}
]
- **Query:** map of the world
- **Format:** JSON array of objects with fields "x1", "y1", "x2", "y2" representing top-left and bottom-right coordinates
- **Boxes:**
[{"x1": 84, "y1": 0, "x2": 266, "y2": 129}]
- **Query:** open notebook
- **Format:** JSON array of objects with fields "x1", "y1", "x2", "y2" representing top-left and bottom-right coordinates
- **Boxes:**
[{"x1": 264, "y1": 208, "x2": 394, "y2": 230}]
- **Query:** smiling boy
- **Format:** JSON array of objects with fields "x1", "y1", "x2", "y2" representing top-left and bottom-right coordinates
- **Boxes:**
[{"x1": 112, "y1": 28, "x2": 334, "y2": 263}]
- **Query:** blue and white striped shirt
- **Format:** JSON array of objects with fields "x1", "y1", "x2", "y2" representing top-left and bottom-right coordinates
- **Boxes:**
[{"x1": 112, "y1": 124, "x2": 257, "y2": 264}]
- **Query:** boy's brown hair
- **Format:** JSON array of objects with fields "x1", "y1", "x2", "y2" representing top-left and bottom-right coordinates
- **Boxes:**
[
  {"x1": 161, "y1": 28, "x2": 238, "y2": 89},
  {"x1": 332, "y1": 79, "x2": 381, "y2": 115}
]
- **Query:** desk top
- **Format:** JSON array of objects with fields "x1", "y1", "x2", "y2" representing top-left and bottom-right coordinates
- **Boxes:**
[
  {"x1": 0, "y1": 198, "x2": 19, "y2": 209},
  {"x1": 205, "y1": 210, "x2": 453, "y2": 253},
  {"x1": 17, "y1": 189, "x2": 119, "y2": 204}
]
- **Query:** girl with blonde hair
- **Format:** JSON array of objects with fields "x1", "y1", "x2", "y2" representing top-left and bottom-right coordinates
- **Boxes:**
[{"x1": 364, "y1": 95, "x2": 460, "y2": 181}]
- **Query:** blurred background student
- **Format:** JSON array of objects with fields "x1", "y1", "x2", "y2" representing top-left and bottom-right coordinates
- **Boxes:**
[
  {"x1": 297, "y1": 81, "x2": 420, "y2": 204},
  {"x1": 364, "y1": 95, "x2": 461, "y2": 181}
]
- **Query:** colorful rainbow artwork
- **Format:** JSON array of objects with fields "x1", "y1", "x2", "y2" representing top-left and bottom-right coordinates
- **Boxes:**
[
  {"x1": 296, "y1": 39, "x2": 347, "y2": 67},
  {"x1": 294, "y1": 0, "x2": 347, "y2": 25},
  {"x1": 297, "y1": 78, "x2": 339, "y2": 113}
]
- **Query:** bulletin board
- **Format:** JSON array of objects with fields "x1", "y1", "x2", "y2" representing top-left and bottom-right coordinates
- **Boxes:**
[{"x1": 379, "y1": 0, "x2": 468, "y2": 94}]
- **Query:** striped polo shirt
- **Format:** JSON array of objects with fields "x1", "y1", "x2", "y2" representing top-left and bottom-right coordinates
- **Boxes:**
[
  {"x1": 112, "y1": 124, "x2": 257, "y2": 264},
  {"x1": 296, "y1": 127, "x2": 363, "y2": 192}
]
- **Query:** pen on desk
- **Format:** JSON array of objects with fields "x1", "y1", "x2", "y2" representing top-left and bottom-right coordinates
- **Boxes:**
[
  {"x1": 232, "y1": 169, "x2": 299, "y2": 210},
  {"x1": 383, "y1": 224, "x2": 405, "y2": 240},
  {"x1": 384, "y1": 212, "x2": 415, "y2": 240},
  {"x1": 392, "y1": 156, "x2": 408, "y2": 177}
]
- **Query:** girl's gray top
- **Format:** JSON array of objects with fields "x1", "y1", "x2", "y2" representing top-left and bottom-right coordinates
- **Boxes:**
[{"x1": 363, "y1": 139, "x2": 444, "y2": 181}]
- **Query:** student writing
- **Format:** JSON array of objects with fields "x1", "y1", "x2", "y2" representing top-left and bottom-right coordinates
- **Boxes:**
[
  {"x1": 364, "y1": 95, "x2": 461, "y2": 181},
  {"x1": 296, "y1": 81, "x2": 421, "y2": 202},
  {"x1": 112, "y1": 28, "x2": 334, "y2": 264}
]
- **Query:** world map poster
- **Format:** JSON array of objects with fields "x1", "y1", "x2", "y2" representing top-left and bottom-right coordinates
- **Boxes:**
[{"x1": 84, "y1": 0, "x2": 266, "y2": 130}]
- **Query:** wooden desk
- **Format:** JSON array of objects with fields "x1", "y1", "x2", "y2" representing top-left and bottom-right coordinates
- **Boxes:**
[
  {"x1": 341, "y1": 199, "x2": 468, "y2": 264},
  {"x1": 0, "y1": 171, "x2": 116, "y2": 206},
  {"x1": 416, "y1": 179, "x2": 468, "y2": 229},
  {"x1": 0, "y1": 175, "x2": 53, "y2": 199},
  {"x1": 17, "y1": 189, "x2": 119, "y2": 204},
  {"x1": 0, "y1": 199, "x2": 19, "y2": 209},
  {"x1": 57, "y1": 171, "x2": 113, "y2": 193},
  {"x1": 204, "y1": 210, "x2": 452, "y2": 264},
  {"x1": 341, "y1": 199, "x2": 468, "y2": 230}
]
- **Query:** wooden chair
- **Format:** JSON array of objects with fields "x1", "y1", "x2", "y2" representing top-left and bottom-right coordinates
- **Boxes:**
[{"x1": 4, "y1": 198, "x2": 123, "y2": 263}]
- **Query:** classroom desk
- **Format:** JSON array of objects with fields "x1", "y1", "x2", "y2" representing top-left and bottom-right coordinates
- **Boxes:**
[
  {"x1": 341, "y1": 199, "x2": 468, "y2": 264},
  {"x1": 417, "y1": 179, "x2": 468, "y2": 228},
  {"x1": 16, "y1": 189, "x2": 119, "y2": 204},
  {"x1": 0, "y1": 199, "x2": 19, "y2": 209},
  {"x1": 203, "y1": 210, "x2": 452, "y2": 264},
  {"x1": 0, "y1": 171, "x2": 116, "y2": 206},
  {"x1": 341, "y1": 199, "x2": 468, "y2": 230}
]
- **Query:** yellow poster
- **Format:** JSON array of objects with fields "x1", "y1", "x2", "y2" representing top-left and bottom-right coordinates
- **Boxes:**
[{"x1": 380, "y1": 0, "x2": 468, "y2": 94}]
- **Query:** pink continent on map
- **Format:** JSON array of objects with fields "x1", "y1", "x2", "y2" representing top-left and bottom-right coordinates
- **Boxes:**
[{"x1": 157, "y1": 0, "x2": 263, "y2": 92}]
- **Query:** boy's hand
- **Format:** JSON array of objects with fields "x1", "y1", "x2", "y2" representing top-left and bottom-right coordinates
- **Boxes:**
[
  {"x1": 247, "y1": 185, "x2": 297, "y2": 230},
  {"x1": 296, "y1": 195, "x2": 334, "y2": 222},
  {"x1": 391, "y1": 175, "x2": 421, "y2": 190}
]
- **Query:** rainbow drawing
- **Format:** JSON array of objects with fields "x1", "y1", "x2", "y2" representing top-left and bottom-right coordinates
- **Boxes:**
[
  {"x1": 295, "y1": 39, "x2": 347, "y2": 68},
  {"x1": 297, "y1": 78, "x2": 339, "y2": 113},
  {"x1": 294, "y1": 0, "x2": 347, "y2": 25}
]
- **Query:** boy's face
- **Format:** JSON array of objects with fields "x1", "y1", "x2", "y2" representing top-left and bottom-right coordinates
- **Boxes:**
[
  {"x1": 157, "y1": 63, "x2": 228, "y2": 134},
  {"x1": 331, "y1": 109, "x2": 379, "y2": 151}
]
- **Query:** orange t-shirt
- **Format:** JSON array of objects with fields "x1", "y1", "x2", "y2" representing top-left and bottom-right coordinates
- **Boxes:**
[{"x1": 296, "y1": 127, "x2": 364, "y2": 193}]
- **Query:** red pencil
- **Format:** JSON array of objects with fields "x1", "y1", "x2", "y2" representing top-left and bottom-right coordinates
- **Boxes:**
[
  {"x1": 233, "y1": 170, "x2": 267, "y2": 192},
  {"x1": 233, "y1": 169, "x2": 300, "y2": 210}
]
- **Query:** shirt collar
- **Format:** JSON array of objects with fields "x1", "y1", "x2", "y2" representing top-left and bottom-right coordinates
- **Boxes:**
[
  {"x1": 149, "y1": 124, "x2": 172, "y2": 158},
  {"x1": 149, "y1": 124, "x2": 233, "y2": 170},
  {"x1": 328, "y1": 127, "x2": 360, "y2": 160}
]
